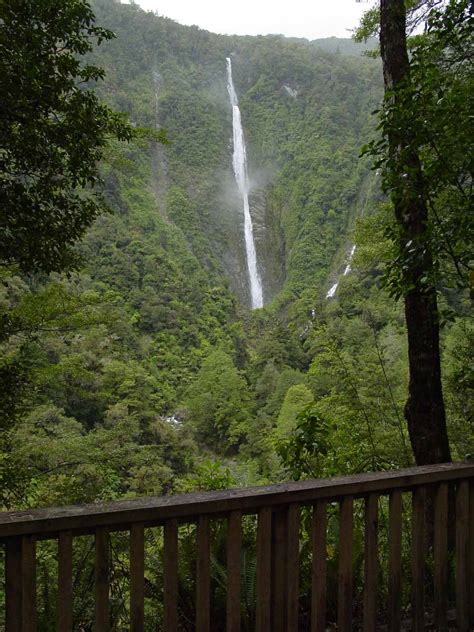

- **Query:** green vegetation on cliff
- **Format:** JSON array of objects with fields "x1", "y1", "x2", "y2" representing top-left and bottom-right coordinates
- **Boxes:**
[
  {"x1": 1, "y1": 1, "x2": 472, "y2": 628},
  {"x1": 2, "y1": 0, "x2": 471, "y2": 510}
]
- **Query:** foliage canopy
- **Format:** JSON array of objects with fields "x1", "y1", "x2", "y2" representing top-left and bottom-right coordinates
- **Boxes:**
[{"x1": 0, "y1": 0, "x2": 134, "y2": 274}]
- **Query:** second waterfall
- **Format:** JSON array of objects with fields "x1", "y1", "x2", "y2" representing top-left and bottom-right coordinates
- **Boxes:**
[{"x1": 226, "y1": 57, "x2": 264, "y2": 309}]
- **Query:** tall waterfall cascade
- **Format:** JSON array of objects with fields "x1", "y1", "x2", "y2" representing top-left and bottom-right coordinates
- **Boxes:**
[
  {"x1": 226, "y1": 57, "x2": 264, "y2": 309},
  {"x1": 326, "y1": 245, "x2": 356, "y2": 299}
]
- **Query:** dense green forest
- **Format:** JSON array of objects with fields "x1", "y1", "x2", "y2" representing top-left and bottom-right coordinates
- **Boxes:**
[
  {"x1": 1, "y1": 0, "x2": 472, "y2": 507},
  {"x1": 0, "y1": 0, "x2": 472, "y2": 627}
]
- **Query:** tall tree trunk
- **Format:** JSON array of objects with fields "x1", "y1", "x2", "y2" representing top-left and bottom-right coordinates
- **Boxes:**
[{"x1": 379, "y1": 0, "x2": 451, "y2": 465}]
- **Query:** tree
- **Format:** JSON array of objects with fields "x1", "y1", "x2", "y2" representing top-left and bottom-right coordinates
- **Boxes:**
[
  {"x1": 0, "y1": 0, "x2": 134, "y2": 274},
  {"x1": 0, "y1": 0, "x2": 146, "y2": 454},
  {"x1": 379, "y1": 0, "x2": 451, "y2": 464},
  {"x1": 275, "y1": 384, "x2": 313, "y2": 439},
  {"x1": 357, "y1": 0, "x2": 473, "y2": 464},
  {"x1": 184, "y1": 349, "x2": 253, "y2": 454}
]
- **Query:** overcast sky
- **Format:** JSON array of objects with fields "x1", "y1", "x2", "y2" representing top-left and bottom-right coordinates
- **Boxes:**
[{"x1": 130, "y1": 0, "x2": 371, "y2": 40}]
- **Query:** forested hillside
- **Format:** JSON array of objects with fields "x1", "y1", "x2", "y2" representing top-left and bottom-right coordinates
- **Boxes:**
[
  {"x1": 90, "y1": 0, "x2": 382, "y2": 304},
  {"x1": 1, "y1": 0, "x2": 472, "y2": 628},
  {"x1": 2, "y1": 0, "x2": 472, "y2": 513}
]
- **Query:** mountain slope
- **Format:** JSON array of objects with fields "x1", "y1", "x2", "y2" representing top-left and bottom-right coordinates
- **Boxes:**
[{"x1": 92, "y1": 0, "x2": 382, "y2": 306}]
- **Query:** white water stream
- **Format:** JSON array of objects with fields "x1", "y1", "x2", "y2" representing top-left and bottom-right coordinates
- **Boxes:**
[
  {"x1": 326, "y1": 244, "x2": 356, "y2": 299},
  {"x1": 343, "y1": 245, "x2": 356, "y2": 276},
  {"x1": 226, "y1": 57, "x2": 263, "y2": 309}
]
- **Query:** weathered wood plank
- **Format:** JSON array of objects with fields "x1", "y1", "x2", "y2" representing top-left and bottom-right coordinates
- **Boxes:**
[
  {"x1": 130, "y1": 523, "x2": 144, "y2": 632},
  {"x1": 256, "y1": 507, "x2": 272, "y2": 632},
  {"x1": 456, "y1": 480, "x2": 469, "y2": 632},
  {"x1": 95, "y1": 527, "x2": 109, "y2": 632},
  {"x1": 286, "y1": 504, "x2": 300, "y2": 632},
  {"x1": 226, "y1": 511, "x2": 242, "y2": 632},
  {"x1": 469, "y1": 481, "x2": 474, "y2": 628},
  {"x1": 6, "y1": 537, "x2": 22, "y2": 632},
  {"x1": 311, "y1": 501, "x2": 327, "y2": 632},
  {"x1": 434, "y1": 483, "x2": 448, "y2": 631},
  {"x1": 338, "y1": 496, "x2": 353, "y2": 632},
  {"x1": 21, "y1": 535, "x2": 37, "y2": 632},
  {"x1": 364, "y1": 494, "x2": 378, "y2": 632},
  {"x1": 58, "y1": 531, "x2": 73, "y2": 632},
  {"x1": 164, "y1": 519, "x2": 179, "y2": 632},
  {"x1": 271, "y1": 509, "x2": 288, "y2": 632},
  {"x1": 412, "y1": 487, "x2": 426, "y2": 632},
  {"x1": 196, "y1": 516, "x2": 210, "y2": 632},
  {"x1": 388, "y1": 490, "x2": 402, "y2": 632},
  {"x1": 1, "y1": 464, "x2": 472, "y2": 539}
]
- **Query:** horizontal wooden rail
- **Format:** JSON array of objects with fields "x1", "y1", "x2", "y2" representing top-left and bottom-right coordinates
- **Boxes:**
[
  {"x1": 1, "y1": 463, "x2": 473, "y2": 539},
  {"x1": 1, "y1": 462, "x2": 473, "y2": 631}
]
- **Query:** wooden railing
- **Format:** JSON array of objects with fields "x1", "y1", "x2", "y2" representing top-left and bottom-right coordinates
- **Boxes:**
[{"x1": 1, "y1": 463, "x2": 473, "y2": 631}]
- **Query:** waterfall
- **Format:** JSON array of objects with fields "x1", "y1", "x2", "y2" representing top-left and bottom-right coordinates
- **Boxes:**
[
  {"x1": 226, "y1": 57, "x2": 264, "y2": 309},
  {"x1": 326, "y1": 282, "x2": 339, "y2": 299},
  {"x1": 326, "y1": 245, "x2": 356, "y2": 299},
  {"x1": 343, "y1": 245, "x2": 356, "y2": 276}
]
